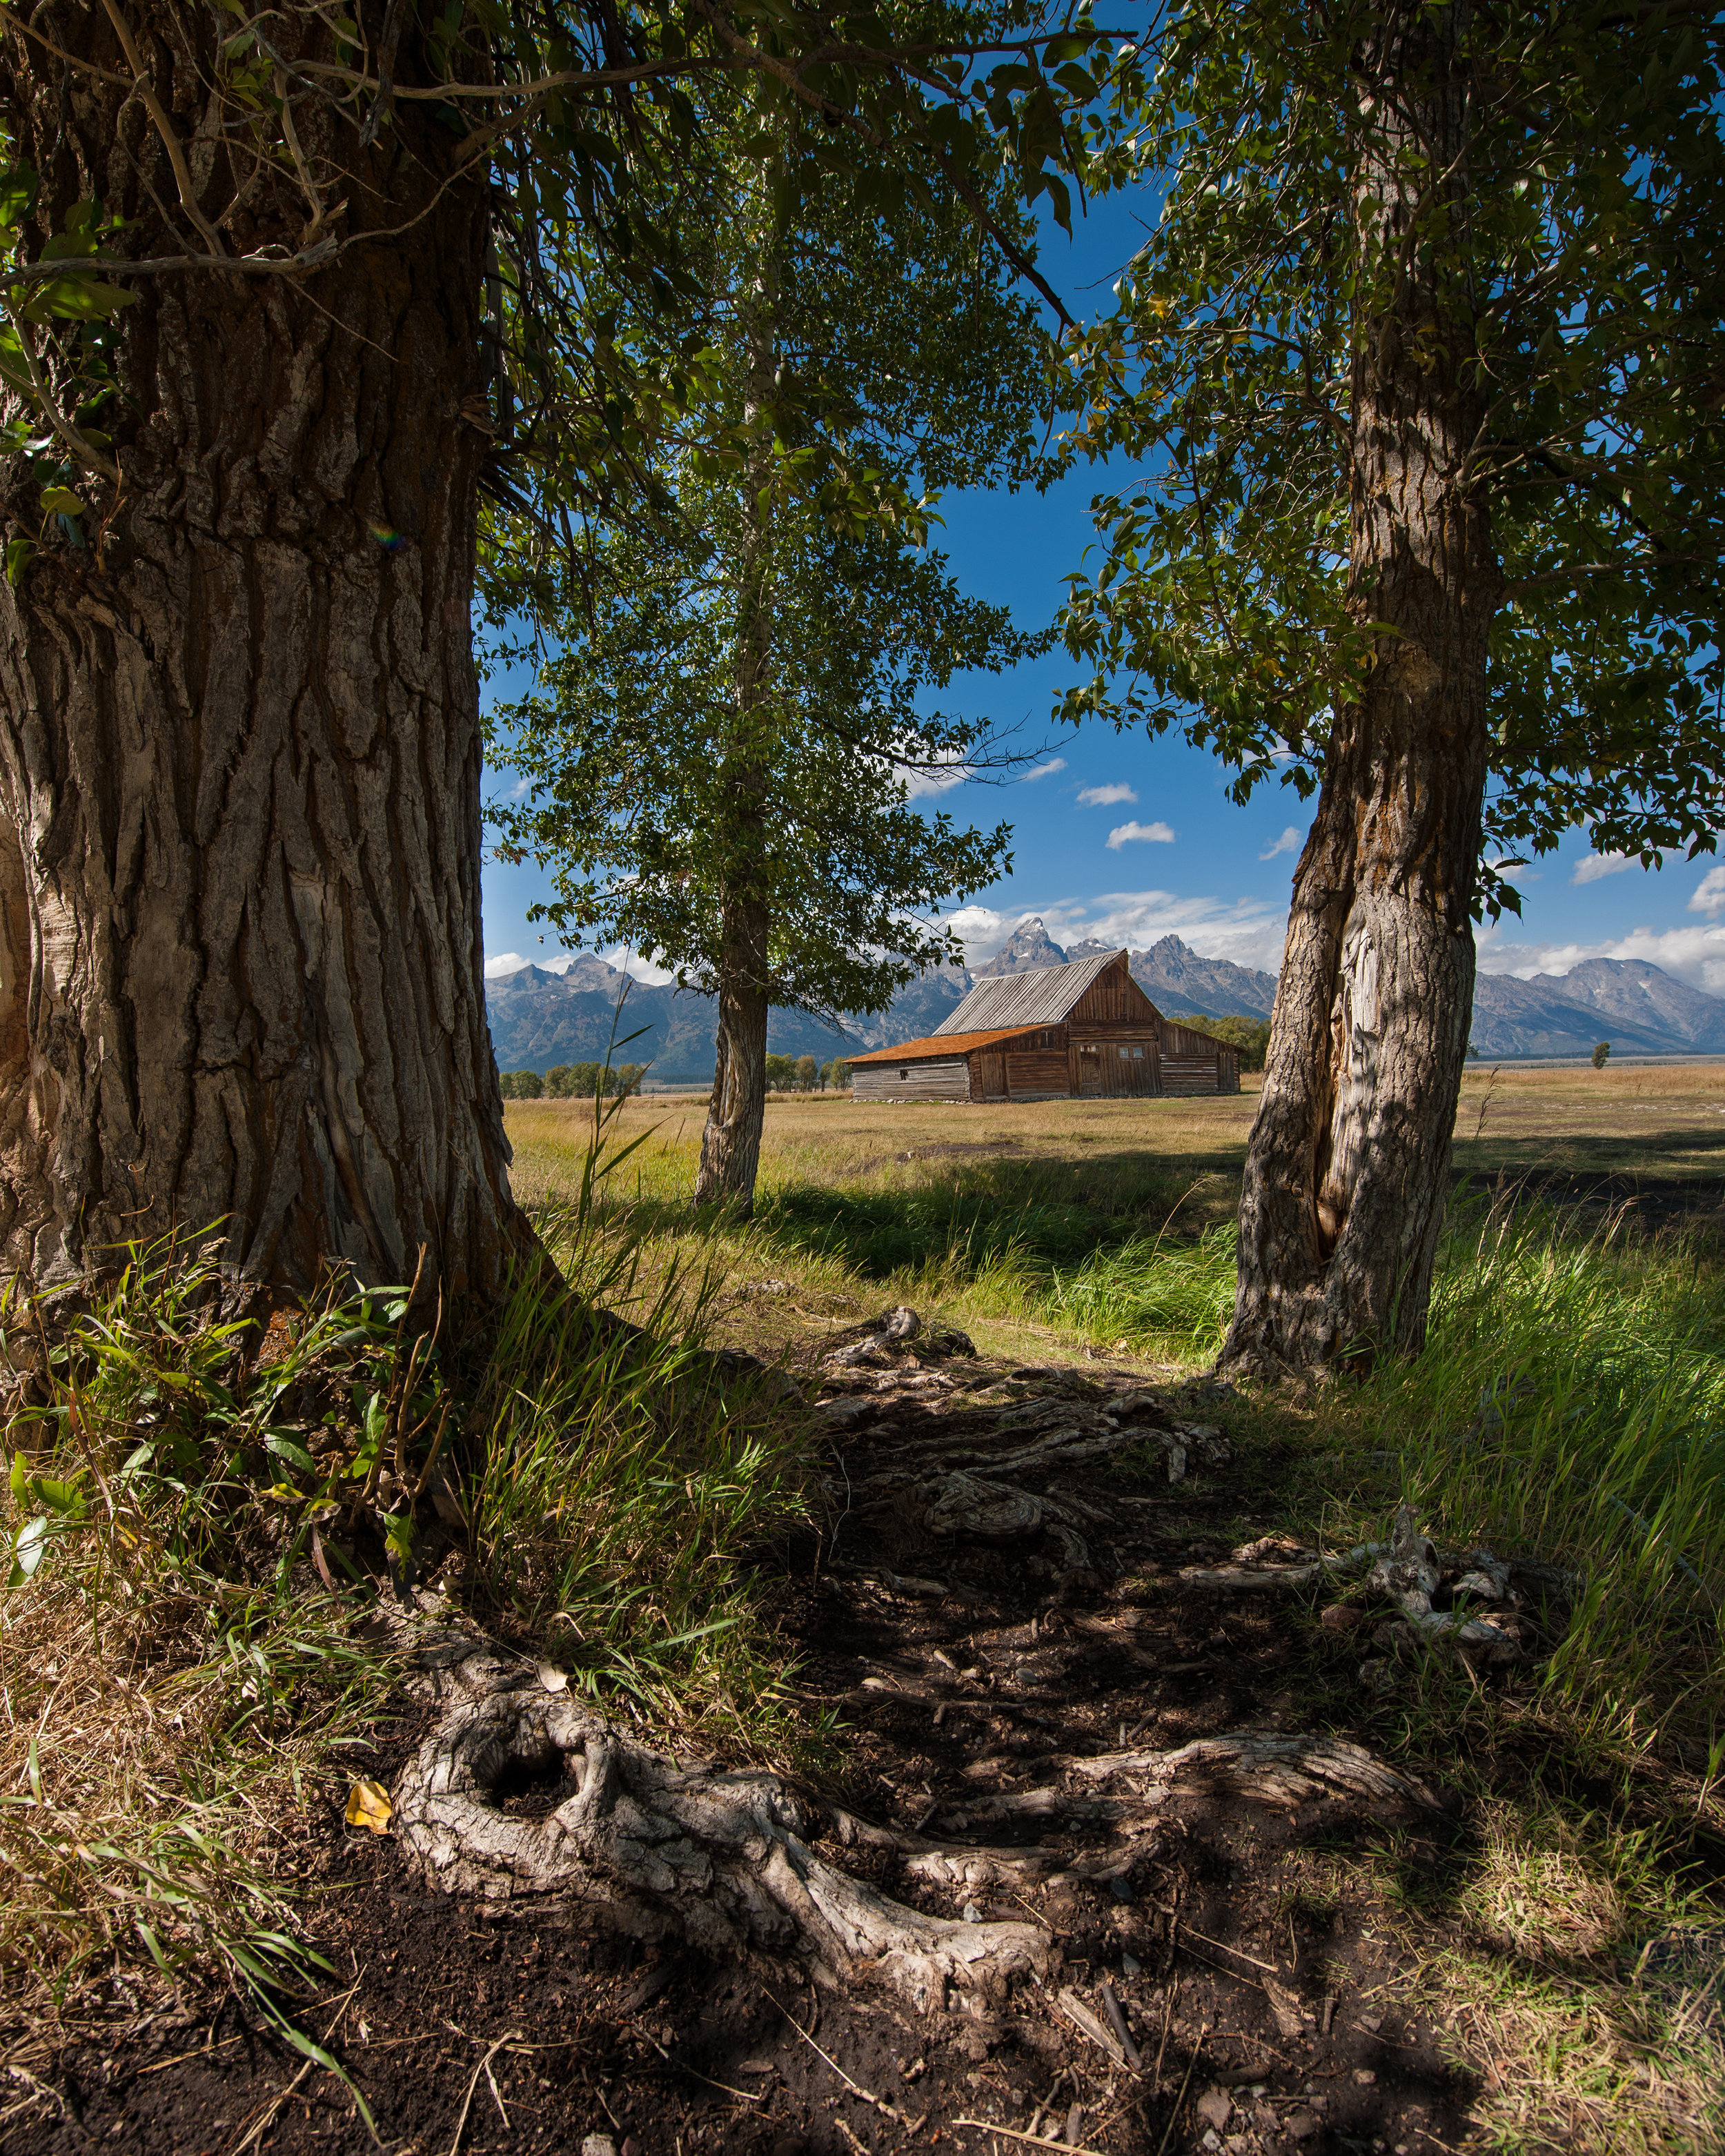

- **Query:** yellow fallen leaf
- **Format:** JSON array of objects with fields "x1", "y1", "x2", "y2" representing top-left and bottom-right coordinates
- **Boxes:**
[
  {"x1": 344, "y1": 1778, "x2": 393, "y2": 1834},
  {"x1": 537, "y1": 1661, "x2": 569, "y2": 1693}
]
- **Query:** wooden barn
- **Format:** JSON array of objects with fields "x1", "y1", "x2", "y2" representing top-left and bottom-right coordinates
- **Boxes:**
[{"x1": 847, "y1": 950, "x2": 1241, "y2": 1103}]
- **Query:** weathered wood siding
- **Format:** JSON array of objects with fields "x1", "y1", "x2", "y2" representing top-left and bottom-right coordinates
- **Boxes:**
[
  {"x1": 850, "y1": 1058, "x2": 972, "y2": 1102},
  {"x1": 1155, "y1": 1016, "x2": 1239, "y2": 1096},
  {"x1": 972, "y1": 1051, "x2": 1007, "y2": 1100},
  {"x1": 1067, "y1": 965, "x2": 1163, "y2": 1027},
  {"x1": 1068, "y1": 1027, "x2": 1160, "y2": 1098},
  {"x1": 1003, "y1": 1050, "x2": 1072, "y2": 1098}
]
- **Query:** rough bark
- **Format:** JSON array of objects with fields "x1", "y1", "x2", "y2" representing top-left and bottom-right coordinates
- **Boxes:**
[
  {"x1": 692, "y1": 228, "x2": 777, "y2": 1217},
  {"x1": 391, "y1": 1604, "x2": 1443, "y2": 2005},
  {"x1": 1222, "y1": 9, "x2": 1498, "y2": 1374},
  {"x1": 393, "y1": 1616, "x2": 1057, "y2": 2012},
  {"x1": 693, "y1": 893, "x2": 771, "y2": 1214},
  {"x1": 0, "y1": 7, "x2": 522, "y2": 1300}
]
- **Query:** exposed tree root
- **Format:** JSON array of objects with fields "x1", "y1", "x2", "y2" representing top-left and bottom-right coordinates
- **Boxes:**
[
  {"x1": 388, "y1": 1596, "x2": 1450, "y2": 2029},
  {"x1": 390, "y1": 1611, "x2": 1055, "y2": 2013},
  {"x1": 1064, "y1": 1729, "x2": 1447, "y2": 1810}
]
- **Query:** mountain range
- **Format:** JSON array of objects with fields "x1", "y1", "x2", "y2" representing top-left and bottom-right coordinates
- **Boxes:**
[{"x1": 484, "y1": 918, "x2": 1725, "y2": 1077}]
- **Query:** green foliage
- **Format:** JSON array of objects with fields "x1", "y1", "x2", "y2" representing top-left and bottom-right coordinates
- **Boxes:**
[
  {"x1": 1593, "y1": 1041, "x2": 1613, "y2": 1070},
  {"x1": 489, "y1": 103, "x2": 1050, "y2": 1029},
  {"x1": 1175, "y1": 1012, "x2": 1271, "y2": 1071},
  {"x1": 500, "y1": 1067, "x2": 546, "y2": 1098},
  {"x1": 0, "y1": 1129, "x2": 809, "y2": 2020},
  {"x1": 541, "y1": 1061, "x2": 647, "y2": 1098},
  {"x1": 820, "y1": 1057, "x2": 851, "y2": 1089},
  {"x1": 1060, "y1": 2, "x2": 1725, "y2": 913}
]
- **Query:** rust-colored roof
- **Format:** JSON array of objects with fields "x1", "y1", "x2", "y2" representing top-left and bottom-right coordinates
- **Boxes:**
[{"x1": 847, "y1": 1025, "x2": 1048, "y2": 1066}]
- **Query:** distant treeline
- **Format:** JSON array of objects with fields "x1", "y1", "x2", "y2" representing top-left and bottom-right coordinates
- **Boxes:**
[
  {"x1": 767, "y1": 1054, "x2": 850, "y2": 1092},
  {"x1": 1176, "y1": 1014, "x2": 1272, "y2": 1072},
  {"x1": 500, "y1": 1062, "x2": 649, "y2": 1098}
]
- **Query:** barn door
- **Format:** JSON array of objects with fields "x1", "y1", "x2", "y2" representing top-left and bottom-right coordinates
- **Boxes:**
[
  {"x1": 1078, "y1": 1045, "x2": 1103, "y2": 1097},
  {"x1": 974, "y1": 1052, "x2": 1007, "y2": 1100}
]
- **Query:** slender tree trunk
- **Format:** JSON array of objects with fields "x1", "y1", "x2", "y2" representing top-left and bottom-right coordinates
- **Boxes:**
[
  {"x1": 1221, "y1": 8, "x2": 1498, "y2": 1374},
  {"x1": 692, "y1": 217, "x2": 778, "y2": 1216},
  {"x1": 694, "y1": 896, "x2": 771, "y2": 1212},
  {"x1": 0, "y1": 8, "x2": 524, "y2": 1300}
]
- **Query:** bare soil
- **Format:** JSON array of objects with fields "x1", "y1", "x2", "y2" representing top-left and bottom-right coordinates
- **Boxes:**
[{"x1": 10, "y1": 1335, "x2": 1504, "y2": 2156}]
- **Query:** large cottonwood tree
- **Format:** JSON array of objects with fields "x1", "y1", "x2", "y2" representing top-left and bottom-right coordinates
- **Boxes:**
[
  {"x1": 1062, "y1": 0, "x2": 1725, "y2": 1371},
  {"x1": 0, "y1": 0, "x2": 1088, "y2": 1300}
]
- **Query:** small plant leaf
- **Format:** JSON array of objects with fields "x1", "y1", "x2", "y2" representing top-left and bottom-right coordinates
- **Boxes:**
[
  {"x1": 8, "y1": 1514, "x2": 50, "y2": 1586},
  {"x1": 537, "y1": 1661, "x2": 569, "y2": 1692},
  {"x1": 0, "y1": 164, "x2": 38, "y2": 227},
  {"x1": 344, "y1": 1778, "x2": 393, "y2": 1834},
  {"x1": 38, "y1": 486, "x2": 84, "y2": 518}
]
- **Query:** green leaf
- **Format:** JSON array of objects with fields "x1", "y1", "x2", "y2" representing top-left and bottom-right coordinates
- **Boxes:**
[
  {"x1": 38, "y1": 486, "x2": 84, "y2": 519},
  {"x1": 8, "y1": 1514, "x2": 50, "y2": 1587},
  {"x1": 0, "y1": 164, "x2": 38, "y2": 228},
  {"x1": 21, "y1": 277, "x2": 137, "y2": 324},
  {"x1": 264, "y1": 1432, "x2": 317, "y2": 1476}
]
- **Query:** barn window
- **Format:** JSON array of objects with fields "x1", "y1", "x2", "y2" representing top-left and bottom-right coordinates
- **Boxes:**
[{"x1": 899, "y1": 1069, "x2": 909, "y2": 1080}]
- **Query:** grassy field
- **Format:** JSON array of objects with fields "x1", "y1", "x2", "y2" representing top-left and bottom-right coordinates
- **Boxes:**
[
  {"x1": 503, "y1": 1060, "x2": 1725, "y2": 1368},
  {"x1": 502, "y1": 1063, "x2": 1725, "y2": 2153},
  {"x1": 5, "y1": 1065, "x2": 1722, "y2": 2148}
]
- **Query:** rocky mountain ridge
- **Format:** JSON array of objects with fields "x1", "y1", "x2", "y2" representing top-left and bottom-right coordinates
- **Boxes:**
[{"x1": 484, "y1": 924, "x2": 1725, "y2": 1076}]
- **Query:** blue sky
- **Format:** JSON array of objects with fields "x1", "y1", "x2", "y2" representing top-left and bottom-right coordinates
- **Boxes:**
[{"x1": 481, "y1": 198, "x2": 1725, "y2": 996}]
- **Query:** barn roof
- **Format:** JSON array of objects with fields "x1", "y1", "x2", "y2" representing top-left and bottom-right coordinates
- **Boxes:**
[
  {"x1": 934, "y1": 949, "x2": 1132, "y2": 1034},
  {"x1": 847, "y1": 1025, "x2": 1048, "y2": 1067}
]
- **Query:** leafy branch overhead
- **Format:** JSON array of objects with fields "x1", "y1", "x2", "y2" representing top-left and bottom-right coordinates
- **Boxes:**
[
  {"x1": 1058, "y1": 0, "x2": 1725, "y2": 916},
  {"x1": 0, "y1": 0, "x2": 1115, "y2": 575}
]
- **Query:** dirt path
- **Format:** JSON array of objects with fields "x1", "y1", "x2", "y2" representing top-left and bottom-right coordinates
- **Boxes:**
[{"x1": 19, "y1": 1339, "x2": 1495, "y2": 2156}]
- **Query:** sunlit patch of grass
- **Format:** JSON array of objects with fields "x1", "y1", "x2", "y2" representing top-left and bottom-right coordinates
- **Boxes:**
[
  {"x1": 0, "y1": 1237, "x2": 404, "y2": 2073},
  {"x1": 1392, "y1": 1800, "x2": 1725, "y2": 2153}
]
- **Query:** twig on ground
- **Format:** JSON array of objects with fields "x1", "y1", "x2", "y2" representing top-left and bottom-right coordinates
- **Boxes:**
[
  {"x1": 1176, "y1": 1921, "x2": 1280, "y2": 1974},
  {"x1": 1152, "y1": 1981, "x2": 1177, "y2": 2088},
  {"x1": 638, "y1": 2030, "x2": 765, "y2": 2104},
  {"x1": 764, "y1": 1987, "x2": 921, "y2": 2127},
  {"x1": 1101, "y1": 1981, "x2": 1144, "y2": 2071},
  {"x1": 447, "y1": 2028, "x2": 520, "y2": 2156},
  {"x1": 1151, "y1": 2021, "x2": 1208, "y2": 2156},
  {"x1": 949, "y1": 2120, "x2": 1108, "y2": 2155},
  {"x1": 224, "y1": 2058, "x2": 315, "y2": 2156}
]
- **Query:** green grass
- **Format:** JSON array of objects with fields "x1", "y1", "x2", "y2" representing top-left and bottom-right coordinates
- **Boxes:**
[{"x1": 0, "y1": 1113, "x2": 810, "y2": 2046}]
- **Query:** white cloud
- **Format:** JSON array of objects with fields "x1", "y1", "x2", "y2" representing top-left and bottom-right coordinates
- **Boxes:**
[
  {"x1": 1019, "y1": 758, "x2": 1067, "y2": 783},
  {"x1": 943, "y1": 905, "x2": 1009, "y2": 956},
  {"x1": 1106, "y1": 820, "x2": 1176, "y2": 850},
  {"x1": 601, "y1": 945, "x2": 678, "y2": 987},
  {"x1": 484, "y1": 951, "x2": 531, "y2": 978},
  {"x1": 1689, "y1": 865, "x2": 1725, "y2": 917},
  {"x1": 1571, "y1": 851, "x2": 1636, "y2": 885},
  {"x1": 1259, "y1": 826, "x2": 1302, "y2": 860},
  {"x1": 1077, "y1": 782, "x2": 1138, "y2": 807},
  {"x1": 1477, "y1": 922, "x2": 1725, "y2": 994}
]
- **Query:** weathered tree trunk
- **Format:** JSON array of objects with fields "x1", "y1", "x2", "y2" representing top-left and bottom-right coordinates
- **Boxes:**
[
  {"x1": 693, "y1": 894, "x2": 771, "y2": 1212},
  {"x1": 692, "y1": 219, "x2": 778, "y2": 1216},
  {"x1": 1221, "y1": 11, "x2": 1498, "y2": 1374},
  {"x1": 0, "y1": 8, "x2": 523, "y2": 1300}
]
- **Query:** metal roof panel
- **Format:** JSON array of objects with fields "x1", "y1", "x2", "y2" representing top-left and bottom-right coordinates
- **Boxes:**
[{"x1": 933, "y1": 949, "x2": 1128, "y2": 1034}]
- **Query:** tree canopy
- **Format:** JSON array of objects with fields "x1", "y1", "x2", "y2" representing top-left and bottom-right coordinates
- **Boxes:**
[{"x1": 1059, "y1": 0, "x2": 1725, "y2": 918}]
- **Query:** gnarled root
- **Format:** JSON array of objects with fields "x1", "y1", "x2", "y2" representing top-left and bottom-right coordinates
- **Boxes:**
[{"x1": 393, "y1": 1670, "x2": 1055, "y2": 2014}]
